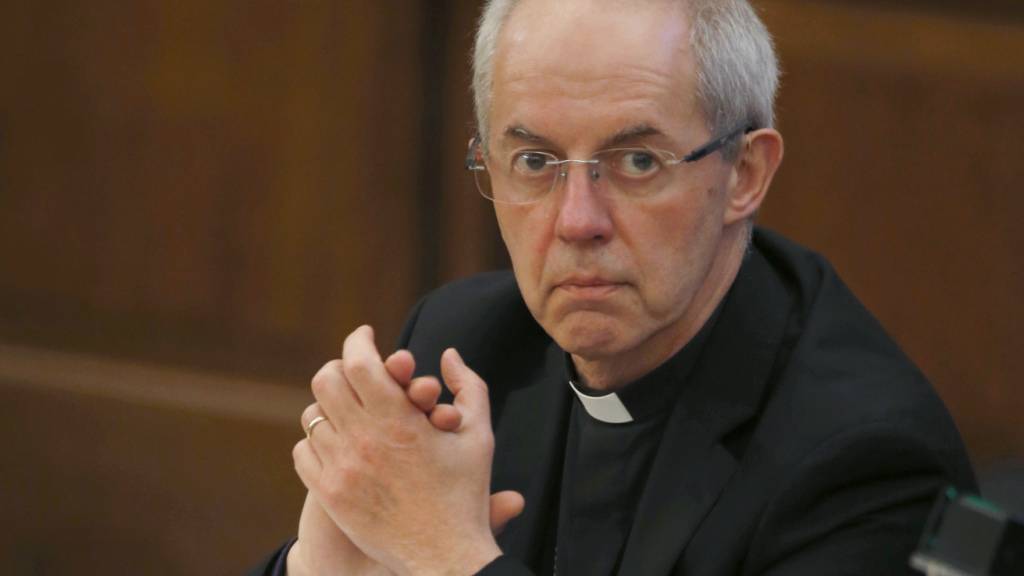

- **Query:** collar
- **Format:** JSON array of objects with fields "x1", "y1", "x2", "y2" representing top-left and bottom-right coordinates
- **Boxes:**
[
  {"x1": 567, "y1": 379, "x2": 634, "y2": 423},
  {"x1": 563, "y1": 305, "x2": 722, "y2": 424}
]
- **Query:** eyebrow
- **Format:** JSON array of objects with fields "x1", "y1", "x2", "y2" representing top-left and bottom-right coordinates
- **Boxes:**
[
  {"x1": 503, "y1": 125, "x2": 551, "y2": 146},
  {"x1": 602, "y1": 124, "x2": 664, "y2": 148},
  {"x1": 501, "y1": 123, "x2": 667, "y2": 150}
]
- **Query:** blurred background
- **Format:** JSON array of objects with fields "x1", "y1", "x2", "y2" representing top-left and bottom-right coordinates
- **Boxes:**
[{"x1": 1, "y1": 0, "x2": 1021, "y2": 573}]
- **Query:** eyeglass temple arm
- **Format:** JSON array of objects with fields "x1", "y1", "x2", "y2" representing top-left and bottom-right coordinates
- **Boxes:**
[
  {"x1": 466, "y1": 134, "x2": 486, "y2": 171},
  {"x1": 682, "y1": 125, "x2": 756, "y2": 163},
  {"x1": 467, "y1": 127, "x2": 756, "y2": 168}
]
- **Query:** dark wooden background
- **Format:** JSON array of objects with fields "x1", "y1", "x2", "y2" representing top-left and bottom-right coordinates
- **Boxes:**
[{"x1": 1, "y1": 1, "x2": 1021, "y2": 573}]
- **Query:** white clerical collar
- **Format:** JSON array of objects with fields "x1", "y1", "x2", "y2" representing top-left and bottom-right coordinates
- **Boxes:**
[{"x1": 568, "y1": 379, "x2": 634, "y2": 424}]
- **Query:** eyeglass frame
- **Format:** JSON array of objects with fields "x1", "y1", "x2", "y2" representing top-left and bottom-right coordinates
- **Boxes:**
[{"x1": 465, "y1": 124, "x2": 755, "y2": 204}]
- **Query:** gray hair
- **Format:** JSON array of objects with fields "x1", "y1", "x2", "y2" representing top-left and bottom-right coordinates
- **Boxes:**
[{"x1": 472, "y1": 0, "x2": 779, "y2": 159}]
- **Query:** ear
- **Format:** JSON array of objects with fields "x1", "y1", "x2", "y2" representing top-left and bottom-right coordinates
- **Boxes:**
[{"x1": 723, "y1": 128, "x2": 784, "y2": 226}]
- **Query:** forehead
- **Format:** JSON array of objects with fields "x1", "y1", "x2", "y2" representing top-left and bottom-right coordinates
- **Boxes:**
[{"x1": 491, "y1": 0, "x2": 701, "y2": 146}]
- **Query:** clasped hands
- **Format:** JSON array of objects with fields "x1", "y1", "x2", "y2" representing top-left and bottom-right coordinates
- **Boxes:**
[{"x1": 289, "y1": 325, "x2": 524, "y2": 576}]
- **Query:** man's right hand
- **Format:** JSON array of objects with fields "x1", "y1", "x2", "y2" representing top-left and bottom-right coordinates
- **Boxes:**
[
  {"x1": 286, "y1": 348, "x2": 524, "y2": 576},
  {"x1": 289, "y1": 488, "x2": 525, "y2": 576},
  {"x1": 289, "y1": 490, "x2": 393, "y2": 576}
]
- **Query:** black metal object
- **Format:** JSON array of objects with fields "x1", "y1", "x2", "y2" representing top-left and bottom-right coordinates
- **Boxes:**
[{"x1": 911, "y1": 487, "x2": 1023, "y2": 576}]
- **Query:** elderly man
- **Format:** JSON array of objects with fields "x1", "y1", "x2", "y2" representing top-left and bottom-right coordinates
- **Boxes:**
[{"x1": 254, "y1": 0, "x2": 975, "y2": 574}]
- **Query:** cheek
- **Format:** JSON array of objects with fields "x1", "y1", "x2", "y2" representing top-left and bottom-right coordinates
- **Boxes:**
[
  {"x1": 495, "y1": 206, "x2": 552, "y2": 302},
  {"x1": 632, "y1": 194, "x2": 722, "y2": 314}
]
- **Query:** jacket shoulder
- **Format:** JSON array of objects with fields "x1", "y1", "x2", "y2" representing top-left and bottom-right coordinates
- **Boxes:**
[
  {"x1": 398, "y1": 271, "x2": 550, "y2": 386},
  {"x1": 748, "y1": 228, "x2": 975, "y2": 485},
  {"x1": 754, "y1": 228, "x2": 947, "y2": 424}
]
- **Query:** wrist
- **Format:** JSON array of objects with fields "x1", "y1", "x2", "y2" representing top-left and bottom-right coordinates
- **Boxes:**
[
  {"x1": 407, "y1": 538, "x2": 502, "y2": 576},
  {"x1": 454, "y1": 540, "x2": 503, "y2": 576},
  {"x1": 285, "y1": 540, "x2": 309, "y2": 576}
]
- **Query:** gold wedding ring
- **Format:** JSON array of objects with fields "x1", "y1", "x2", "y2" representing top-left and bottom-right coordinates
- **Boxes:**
[{"x1": 305, "y1": 415, "x2": 328, "y2": 439}]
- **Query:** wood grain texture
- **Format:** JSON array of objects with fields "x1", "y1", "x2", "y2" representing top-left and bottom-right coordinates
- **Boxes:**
[
  {"x1": 436, "y1": 0, "x2": 511, "y2": 284},
  {"x1": 757, "y1": 0, "x2": 1024, "y2": 465},
  {"x1": 0, "y1": 1, "x2": 425, "y2": 381},
  {"x1": 0, "y1": 345, "x2": 308, "y2": 574},
  {"x1": 0, "y1": 3, "x2": 427, "y2": 570}
]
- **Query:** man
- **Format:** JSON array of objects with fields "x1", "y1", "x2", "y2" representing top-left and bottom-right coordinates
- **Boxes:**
[{"x1": 254, "y1": 0, "x2": 975, "y2": 574}]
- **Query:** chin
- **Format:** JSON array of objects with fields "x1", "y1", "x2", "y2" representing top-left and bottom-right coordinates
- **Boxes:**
[{"x1": 549, "y1": 312, "x2": 635, "y2": 360}]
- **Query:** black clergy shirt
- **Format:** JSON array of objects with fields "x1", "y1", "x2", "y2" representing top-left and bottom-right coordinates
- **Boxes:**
[{"x1": 547, "y1": 311, "x2": 718, "y2": 576}]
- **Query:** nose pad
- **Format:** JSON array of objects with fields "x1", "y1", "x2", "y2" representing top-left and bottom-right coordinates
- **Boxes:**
[{"x1": 556, "y1": 162, "x2": 602, "y2": 187}]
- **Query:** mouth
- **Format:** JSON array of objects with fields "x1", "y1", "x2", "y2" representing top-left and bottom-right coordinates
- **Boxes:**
[{"x1": 554, "y1": 278, "x2": 626, "y2": 299}]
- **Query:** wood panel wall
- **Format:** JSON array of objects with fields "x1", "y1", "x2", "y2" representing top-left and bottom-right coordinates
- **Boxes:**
[
  {"x1": 0, "y1": 345, "x2": 309, "y2": 575},
  {"x1": 756, "y1": 0, "x2": 1024, "y2": 466},
  {"x1": 0, "y1": 1, "x2": 432, "y2": 573},
  {"x1": 0, "y1": 1, "x2": 1021, "y2": 573},
  {"x1": 0, "y1": 0, "x2": 427, "y2": 382}
]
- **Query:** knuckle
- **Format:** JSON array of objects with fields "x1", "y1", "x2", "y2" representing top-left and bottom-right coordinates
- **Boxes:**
[
  {"x1": 292, "y1": 440, "x2": 306, "y2": 463},
  {"x1": 479, "y1": 431, "x2": 495, "y2": 454},
  {"x1": 353, "y1": 433, "x2": 378, "y2": 463},
  {"x1": 344, "y1": 357, "x2": 374, "y2": 382},
  {"x1": 300, "y1": 403, "x2": 319, "y2": 426},
  {"x1": 323, "y1": 467, "x2": 359, "y2": 505},
  {"x1": 383, "y1": 419, "x2": 417, "y2": 447},
  {"x1": 468, "y1": 427, "x2": 495, "y2": 455},
  {"x1": 343, "y1": 328, "x2": 359, "y2": 348},
  {"x1": 310, "y1": 376, "x2": 328, "y2": 398},
  {"x1": 310, "y1": 360, "x2": 343, "y2": 396},
  {"x1": 321, "y1": 477, "x2": 343, "y2": 505}
]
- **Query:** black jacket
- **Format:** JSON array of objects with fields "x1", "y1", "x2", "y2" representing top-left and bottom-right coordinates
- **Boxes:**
[{"x1": 254, "y1": 228, "x2": 975, "y2": 575}]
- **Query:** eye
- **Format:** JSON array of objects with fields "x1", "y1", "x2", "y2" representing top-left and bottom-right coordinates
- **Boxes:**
[
  {"x1": 511, "y1": 152, "x2": 555, "y2": 176},
  {"x1": 615, "y1": 150, "x2": 660, "y2": 177}
]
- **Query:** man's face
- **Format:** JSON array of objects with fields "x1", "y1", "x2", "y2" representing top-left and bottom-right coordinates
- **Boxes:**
[{"x1": 488, "y1": 0, "x2": 737, "y2": 372}]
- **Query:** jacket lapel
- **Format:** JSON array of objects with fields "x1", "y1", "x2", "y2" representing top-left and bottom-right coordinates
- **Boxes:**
[
  {"x1": 618, "y1": 248, "x2": 795, "y2": 574},
  {"x1": 492, "y1": 341, "x2": 571, "y2": 567}
]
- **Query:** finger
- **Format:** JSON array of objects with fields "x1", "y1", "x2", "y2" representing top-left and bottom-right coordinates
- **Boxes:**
[
  {"x1": 428, "y1": 403, "x2": 463, "y2": 432},
  {"x1": 342, "y1": 325, "x2": 408, "y2": 414},
  {"x1": 311, "y1": 359, "x2": 362, "y2": 428},
  {"x1": 407, "y1": 376, "x2": 442, "y2": 413},
  {"x1": 292, "y1": 438, "x2": 324, "y2": 492},
  {"x1": 300, "y1": 403, "x2": 341, "y2": 463},
  {"x1": 384, "y1": 349, "x2": 416, "y2": 387},
  {"x1": 489, "y1": 491, "x2": 525, "y2": 535},
  {"x1": 440, "y1": 348, "x2": 491, "y2": 428},
  {"x1": 301, "y1": 403, "x2": 335, "y2": 437}
]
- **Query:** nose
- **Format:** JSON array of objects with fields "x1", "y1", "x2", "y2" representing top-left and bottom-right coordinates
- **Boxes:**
[{"x1": 553, "y1": 162, "x2": 614, "y2": 244}]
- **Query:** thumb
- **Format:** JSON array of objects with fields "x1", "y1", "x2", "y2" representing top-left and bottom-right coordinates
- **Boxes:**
[
  {"x1": 440, "y1": 348, "x2": 490, "y2": 425},
  {"x1": 489, "y1": 490, "x2": 525, "y2": 536}
]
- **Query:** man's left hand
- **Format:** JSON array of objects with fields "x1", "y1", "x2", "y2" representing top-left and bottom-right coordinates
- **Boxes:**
[{"x1": 293, "y1": 325, "x2": 502, "y2": 576}]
